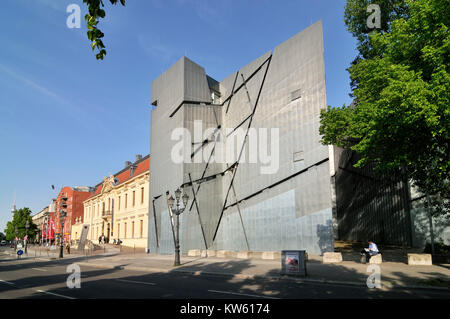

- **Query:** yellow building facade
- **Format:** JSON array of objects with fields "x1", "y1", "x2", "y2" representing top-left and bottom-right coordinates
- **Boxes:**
[
  {"x1": 71, "y1": 215, "x2": 84, "y2": 242},
  {"x1": 83, "y1": 155, "x2": 150, "y2": 248}
]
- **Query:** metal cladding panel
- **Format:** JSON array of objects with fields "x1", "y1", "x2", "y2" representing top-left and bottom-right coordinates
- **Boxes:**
[
  {"x1": 233, "y1": 51, "x2": 272, "y2": 90},
  {"x1": 410, "y1": 199, "x2": 450, "y2": 247},
  {"x1": 183, "y1": 104, "x2": 224, "y2": 250},
  {"x1": 225, "y1": 20, "x2": 330, "y2": 216},
  {"x1": 149, "y1": 105, "x2": 184, "y2": 254},
  {"x1": 158, "y1": 208, "x2": 175, "y2": 254},
  {"x1": 150, "y1": 56, "x2": 185, "y2": 113},
  {"x1": 219, "y1": 71, "x2": 237, "y2": 102},
  {"x1": 215, "y1": 20, "x2": 332, "y2": 252},
  {"x1": 214, "y1": 189, "x2": 333, "y2": 254},
  {"x1": 149, "y1": 58, "x2": 214, "y2": 253},
  {"x1": 183, "y1": 58, "x2": 212, "y2": 103},
  {"x1": 218, "y1": 51, "x2": 271, "y2": 102},
  {"x1": 223, "y1": 88, "x2": 253, "y2": 130},
  {"x1": 294, "y1": 162, "x2": 332, "y2": 218},
  {"x1": 180, "y1": 208, "x2": 206, "y2": 253},
  {"x1": 150, "y1": 107, "x2": 184, "y2": 197}
]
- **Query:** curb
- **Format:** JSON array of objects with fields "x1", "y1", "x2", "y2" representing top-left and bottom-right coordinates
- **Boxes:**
[{"x1": 75, "y1": 262, "x2": 450, "y2": 292}]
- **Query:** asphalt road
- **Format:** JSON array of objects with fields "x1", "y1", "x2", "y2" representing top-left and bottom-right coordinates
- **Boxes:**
[{"x1": 0, "y1": 247, "x2": 448, "y2": 300}]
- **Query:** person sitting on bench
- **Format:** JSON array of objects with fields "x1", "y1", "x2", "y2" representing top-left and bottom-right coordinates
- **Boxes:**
[{"x1": 362, "y1": 240, "x2": 379, "y2": 263}]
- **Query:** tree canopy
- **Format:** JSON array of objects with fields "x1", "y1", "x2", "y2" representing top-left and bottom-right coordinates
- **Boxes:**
[
  {"x1": 4, "y1": 208, "x2": 38, "y2": 241},
  {"x1": 320, "y1": 0, "x2": 449, "y2": 217},
  {"x1": 83, "y1": 0, "x2": 126, "y2": 60}
]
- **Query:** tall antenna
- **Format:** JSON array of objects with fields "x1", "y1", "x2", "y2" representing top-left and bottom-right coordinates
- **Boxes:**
[{"x1": 11, "y1": 190, "x2": 16, "y2": 216}]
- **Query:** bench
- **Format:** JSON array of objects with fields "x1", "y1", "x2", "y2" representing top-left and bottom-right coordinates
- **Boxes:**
[
  {"x1": 408, "y1": 253, "x2": 432, "y2": 265},
  {"x1": 323, "y1": 252, "x2": 343, "y2": 263},
  {"x1": 361, "y1": 251, "x2": 382, "y2": 264}
]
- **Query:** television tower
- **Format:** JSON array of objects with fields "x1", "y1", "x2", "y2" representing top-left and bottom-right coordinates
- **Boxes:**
[{"x1": 11, "y1": 190, "x2": 16, "y2": 217}]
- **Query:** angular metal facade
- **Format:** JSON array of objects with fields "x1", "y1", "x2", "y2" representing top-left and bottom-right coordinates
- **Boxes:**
[{"x1": 148, "y1": 21, "x2": 335, "y2": 255}]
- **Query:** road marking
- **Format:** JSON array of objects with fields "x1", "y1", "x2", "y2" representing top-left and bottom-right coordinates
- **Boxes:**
[
  {"x1": 115, "y1": 279, "x2": 156, "y2": 286},
  {"x1": 31, "y1": 268, "x2": 47, "y2": 272},
  {"x1": 208, "y1": 289, "x2": 280, "y2": 299},
  {"x1": 0, "y1": 279, "x2": 15, "y2": 286},
  {"x1": 36, "y1": 290, "x2": 76, "y2": 299}
]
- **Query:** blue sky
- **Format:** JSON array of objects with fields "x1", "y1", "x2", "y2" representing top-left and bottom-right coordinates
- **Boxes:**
[{"x1": 0, "y1": 0, "x2": 357, "y2": 232}]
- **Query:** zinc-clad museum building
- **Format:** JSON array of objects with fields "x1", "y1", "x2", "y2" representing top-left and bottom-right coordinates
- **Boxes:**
[{"x1": 147, "y1": 21, "x2": 448, "y2": 255}]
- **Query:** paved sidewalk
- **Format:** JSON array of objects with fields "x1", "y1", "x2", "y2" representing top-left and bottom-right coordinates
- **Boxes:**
[{"x1": 8, "y1": 247, "x2": 450, "y2": 291}]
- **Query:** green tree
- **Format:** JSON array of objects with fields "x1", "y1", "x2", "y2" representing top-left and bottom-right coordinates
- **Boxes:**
[
  {"x1": 320, "y1": 0, "x2": 449, "y2": 217},
  {"x1": 4, "y1": 208, "x2": 38, "y2": 241},
  {"x1": 83, "y1": 0, "x2": 126, "y2": 60},
  {"x1": 344, "y1": 0, "x2": 409, "y2": 60}
]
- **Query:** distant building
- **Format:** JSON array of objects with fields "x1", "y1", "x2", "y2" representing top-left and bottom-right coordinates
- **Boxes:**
[
  {"x1": 83, "y1": 155, "x2": 150, "y2": 249},
  {"x1": 42, "y1": 199, "x2": 56, "y2": 244},
  {"x1": 54, "y1": 186, "x2": 91, "y2": 243},
  {"x1": 31, "y1": 206, "x2": 49, "y2": 243}
]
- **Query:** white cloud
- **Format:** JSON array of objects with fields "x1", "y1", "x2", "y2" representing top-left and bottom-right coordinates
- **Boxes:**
[
  {"x1": 0, "y1": 64, "x2": 66, "y2": 104},
  {"x1": 0, "y1": 64, "x2": 89, "y2": 124}
]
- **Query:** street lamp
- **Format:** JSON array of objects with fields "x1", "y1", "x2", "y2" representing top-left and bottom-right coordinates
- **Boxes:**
[
  {"x1": 59, "y1": 210, "x2": 66, "y2": 258},
  {"x1": 14, "y1": 226, "x2": 18, "y2": 250},
  {"x1": 167, "y1": 188, "x2": 189, "y2": 266},
  {"x1": 25, "y1": 220, "x2": 29, "y2": 254}
]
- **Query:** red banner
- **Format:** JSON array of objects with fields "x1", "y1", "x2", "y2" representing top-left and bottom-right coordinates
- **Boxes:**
[{"x1": 49, "y1": 219, "x2": 55, "y2": 239}]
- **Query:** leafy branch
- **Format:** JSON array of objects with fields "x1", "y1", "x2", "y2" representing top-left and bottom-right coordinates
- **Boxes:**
[{"x1": 83, "y1": 0, "x2": 126, "y2": 60}]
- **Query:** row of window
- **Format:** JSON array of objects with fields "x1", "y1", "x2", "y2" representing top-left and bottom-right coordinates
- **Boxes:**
[
  {"x1": 85, "y1": 187, "x2": 146, "y2": 220},
  {"x1": 93, "y1": 219, "x2": 145, "y2": 240}
]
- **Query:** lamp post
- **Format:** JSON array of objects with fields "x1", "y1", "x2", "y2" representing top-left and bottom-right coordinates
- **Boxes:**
[
  {"x1": 167, "y1": 188, "x2": 189, "y2": 266},
  {"x1": 14, "y1": 226, "x2": 18, "y2": 251},
  {"x1": 25, "y1": 220, "x2": 29, "y2": 254},
  {"x1": 59, "y1": 210, "x2": 66, "y2": 258}
]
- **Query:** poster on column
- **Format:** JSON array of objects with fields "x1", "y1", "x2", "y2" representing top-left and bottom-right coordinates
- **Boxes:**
[
  {"x1": 285, "y1": 251, "x2": 299, "y2": 273},
  {"x1": 281, "y1": 250, "x2": 306, "y2": 276}
]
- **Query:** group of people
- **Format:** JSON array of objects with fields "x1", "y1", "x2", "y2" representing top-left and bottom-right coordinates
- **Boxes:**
[
  {"x1": 98, "y1": 234, "x2": 123, "y2": 246},
  {"x1": 98, "y1": 234, "x2": 109, "y2": 244}
]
